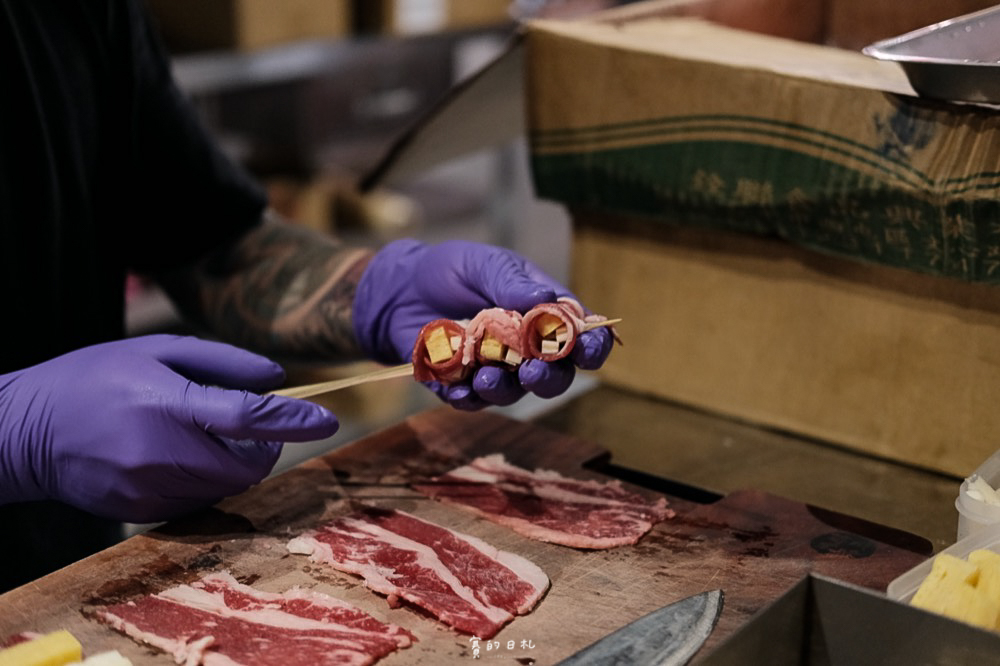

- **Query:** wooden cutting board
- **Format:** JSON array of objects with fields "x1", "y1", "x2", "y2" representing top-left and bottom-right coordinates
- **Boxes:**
[{"x1": 0, "y1": 409, "x2": 929, "y2": 664}]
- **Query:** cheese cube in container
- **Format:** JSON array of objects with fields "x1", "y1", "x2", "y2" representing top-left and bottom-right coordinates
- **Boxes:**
[
  {"x1": 956, "y1": 448, "x2": 1000, "y2": 540},
  {"x1": 887, "y1": 522, "x2": 1000, "y2": 605}
]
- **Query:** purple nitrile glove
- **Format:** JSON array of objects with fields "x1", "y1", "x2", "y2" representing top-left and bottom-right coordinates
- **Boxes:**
[
  {"x1": 0, "y1": 335, "x2": 338, "y2": 523},
  {"x1": 352, "y1": 239, "x2": 614, "y2": 410}
]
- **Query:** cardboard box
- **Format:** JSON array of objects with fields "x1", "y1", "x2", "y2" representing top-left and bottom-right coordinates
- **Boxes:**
[
  {"x1": 658, "y1": 0, "x2": 1000, "y2": 48},
  {"x1": 145, "y1": 0, "x2": 351, "y2": 53},
  {"x1": 366, "y1": 3, "x2": 1000, "y2": 476},
  {"x1": 522, "y1": 14, "x2": 1000, "y2": 475},
  {"x1": 356, "y1": 0, "x2": 512, "y2": 36}
]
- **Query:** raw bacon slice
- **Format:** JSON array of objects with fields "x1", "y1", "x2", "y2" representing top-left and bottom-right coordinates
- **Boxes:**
[
  {"x1": 412, "y1": 454, "x2": 674, "y2": 549},
  {"x1": 520, "y1": 297, "x2": 611, "y2": 362},
  {"x1": 463, "y1": 307, "x2": 524, "y2": 366},
  {"x1": 286, "y1": 506, "x2": 549, "y2": 639},
  {"x1": 94, "y1": 571, "x2": 414, "y2": 666},
  {"x1": 412, "y1": 318, "x2": 469, "y2": 383}
]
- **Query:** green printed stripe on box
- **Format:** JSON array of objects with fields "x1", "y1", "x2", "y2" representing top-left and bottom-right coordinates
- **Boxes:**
[
  {"x1": 531, "y1": 137, "x2": 1000, "y2": 283},
  {"x1": 531, "y1": 114, "x2": 1000, "y2": 197}
]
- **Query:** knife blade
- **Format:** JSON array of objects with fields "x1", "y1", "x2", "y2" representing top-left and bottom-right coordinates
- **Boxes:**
[{"x1": 556, "y1": 589, "x2": 724, "y2": 666}]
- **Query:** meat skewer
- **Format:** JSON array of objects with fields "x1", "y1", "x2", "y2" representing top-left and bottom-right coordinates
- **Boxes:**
[
  {"x1": 413, "y1": 300, "x2": 619, "y2": 385},
  {"x1": 271, "y1": 310, "x2": 619, "y2": 400}
]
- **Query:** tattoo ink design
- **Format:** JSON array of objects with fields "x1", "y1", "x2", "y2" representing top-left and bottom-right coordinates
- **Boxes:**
[{"x1": 161, "y1": 212, "x2": 374, "y2": 361}]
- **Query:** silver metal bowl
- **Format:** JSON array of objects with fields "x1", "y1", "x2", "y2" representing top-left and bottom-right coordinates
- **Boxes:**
[{"x1": 863, "y1": 4, "x2": 1000, "y2": 103}]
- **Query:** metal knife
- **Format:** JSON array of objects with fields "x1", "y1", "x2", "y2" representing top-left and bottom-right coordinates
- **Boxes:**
[{"x1": 556, "y1": 589, "x2": 724, "y2": 666}]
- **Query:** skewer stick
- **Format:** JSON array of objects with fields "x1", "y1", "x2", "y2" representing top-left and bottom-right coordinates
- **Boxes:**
[
  {"x1": 272, "y1": 318, "x2": 622, "y2": 400},
  {"x1": 270, "y1": 363, "x2": 414, "y2": 399},
  {"x1": 582, "y1": 318, "x2": 622, "y2": 331}
]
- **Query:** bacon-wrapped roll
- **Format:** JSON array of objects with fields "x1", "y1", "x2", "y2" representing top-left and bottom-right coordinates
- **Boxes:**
[
  {"x1": 413, "y1": 300, "x2": 616, "y2": 384},
  {"x1": 412, "y1": 318, "x2": 470, "y2": 383},
  {"x1": 520, "y1": 298, "x2": 595, "y2": 362},
  {"x1": 463, "y1": 308, "x2": 525, "y2": 367}
]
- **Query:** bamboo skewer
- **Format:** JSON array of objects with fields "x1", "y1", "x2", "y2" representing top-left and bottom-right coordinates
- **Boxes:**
[
  {"x1": 585, "y1": 318, "x2": 621, "y2": 330},
  {"x1": 270, "y1": 363, "x2": 414, "y2": 399},
  {"x1": 271, "y1": 318, "x2": 622, "y2": 400}
]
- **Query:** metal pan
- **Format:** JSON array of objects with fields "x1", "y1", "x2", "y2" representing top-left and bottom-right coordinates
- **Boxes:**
[{"x1": 863, "y1": 4, "x2": 1000, "y2": 103}]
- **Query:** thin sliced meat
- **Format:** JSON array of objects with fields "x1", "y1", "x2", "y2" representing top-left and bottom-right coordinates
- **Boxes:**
[
  {"x1": 94, "y1": 571, "x2": 414, "y2": 666},
  {"x1": 463, "y1": 307, "x2": 524, "y2": 366},
  {"x1": 520, "y1": 298, "x2": 593, "y2": 362},
  {"x1": 411, "y1": 300, "x2": 617, "y2": 384},
  {"x1": 286, "y1": 506, "x2": 548, "y2": 639},
  {"x1": 412, "y1": 318, "x2": 469, "y2": 383},
  {"x1": 412, "y1": 454, "x2": 674, "y2": 549}
]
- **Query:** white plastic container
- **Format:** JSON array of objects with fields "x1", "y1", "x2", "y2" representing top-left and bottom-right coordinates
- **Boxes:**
[
  {"x1": 887, "y1": 522, "x2": 1000, "y2": 604},
  {"x1": 956, "y1": 449, "x2": 1000, "y2": 541}
]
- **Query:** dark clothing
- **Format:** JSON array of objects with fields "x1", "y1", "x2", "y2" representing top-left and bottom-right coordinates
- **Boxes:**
[
  {"x1": 0, "y1": 0, "x2": 266, "y2": 590},
  {"x1": 0, "y1": 0, "x2": 266, "y2": 374}
]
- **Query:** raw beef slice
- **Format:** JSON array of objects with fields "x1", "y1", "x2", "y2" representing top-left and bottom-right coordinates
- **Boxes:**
[
  {"x1": 95, "y1": 570, "x2": 413, "y2": 666},
  {"x1": 412, "y1": 453, "x2": 674, "y2": 548},
  {"x1": 287, "y1": 506, "x2": 549, "y2": 639}
]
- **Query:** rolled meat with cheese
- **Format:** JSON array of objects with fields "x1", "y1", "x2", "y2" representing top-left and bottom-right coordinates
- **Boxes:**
[
  {"x1": 520, "y1": 298, "x2": 594, "y2": 362},
  {"x1": 412, "y1": 299, "x2": 615, "y2": 385},
  {"x1": 463, "y1": 308, "x2": 525, "y2": 367},
  {"x1": 412, "y1": 318, "x2": 470, "y2": 383}
]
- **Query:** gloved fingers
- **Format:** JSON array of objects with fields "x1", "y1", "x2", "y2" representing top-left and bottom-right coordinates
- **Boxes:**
[
  {"x1": 88, "y1": 493, "x2": 215, "y2": 523},
  {"x1": 472, "y1": 365, "x2": 527, "y2": 406},
  {"x1": 149, "y1": 334, "x2": 287, "y2": 391},
  {"x1": 212, "y1": 437, "x2": 284, "y2": 488},
  {"x1": 389, "y1": 322, "x2": 425, "y2": 371},
  {"x1": 76, "y1": 445, "x2": 270, "y2": 524},
  {"x1": 443, "y1": 381, "x2": 491, "y2": 411},
  {"x1": 422, "y1": 379, "x2": 490, "y2": 411},
  {"x1": 570, "y1": 328, "x2": 614, "y2": 371},
  {"x1": 183, "y1": 385, "x2": 340, "y2": 442},
  {"x1": 415, "y1": 241, "x2": 557, "y2": 315},
  {"x1": 173, "y1": 441, "x2": 280, "y2": 498},
  {"x1": 518, "y1": 358, "x2": 576, "y2": 399},
  {"x1": 469, "y1": 244, "x2": 561, "y2": 313}
]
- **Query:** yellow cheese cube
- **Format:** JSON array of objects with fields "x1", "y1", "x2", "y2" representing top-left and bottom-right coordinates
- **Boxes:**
[
  {"x1": 479, "y1": 333, "x2": 506, "y2": 361},
  {"x1": 937, "y1": 553, "x2": 979, "y2": 585},
  {"x1": 540, "y1": 339, "x2": 561, "y2": 355},
  {"x1": 424, "y1": 326, "x2": 454, "y2": 364},
  {"x1": 911, "y1": 554, "x2": 979, "y2": 611},
  {"x1": 969, "y1": 549, "x2": 1000, "y2": 603},
  {"x1": 0, "y1": 630, "x2": 83, "y2": 666},
  {"x1": 910, "y1": 551, "x2": 1000, "y2": 631},
  {"x1": 946, "y1": 582, "x2": 1000, "y2": 630},
  {"x1": 534, "y1": 314, "x2": 564, "y2": 338}
]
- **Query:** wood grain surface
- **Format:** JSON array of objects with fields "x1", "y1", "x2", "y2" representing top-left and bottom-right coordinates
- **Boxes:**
[{"x1": 0, "y1": 408, "x2": 928, "y2": 664}]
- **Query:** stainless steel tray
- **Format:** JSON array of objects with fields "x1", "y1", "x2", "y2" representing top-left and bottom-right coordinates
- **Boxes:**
[
  {"x1": 863, "y1": 4, "x2": 1000, "y2": 103},
  {"x1": 700, "y1": 574, "x2": 1000, "y2": 665}
]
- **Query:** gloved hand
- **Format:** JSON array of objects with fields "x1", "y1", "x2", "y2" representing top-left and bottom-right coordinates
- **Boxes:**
[
  {"x1": 353, "y1": 239, "x2": 614, "y2": 410},
  {"x1": 0, "y1": 335, "x2": 339, "y2": 523}
]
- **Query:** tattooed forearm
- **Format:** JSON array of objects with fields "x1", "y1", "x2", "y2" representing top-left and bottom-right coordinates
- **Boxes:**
[{"x1": 158, "y1": 211, "x2": 374, "y2": 360}]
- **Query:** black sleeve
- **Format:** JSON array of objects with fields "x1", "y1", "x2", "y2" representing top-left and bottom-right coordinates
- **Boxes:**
[{"x1": 116, "y1": 0, "x2": 267, "y2": 273}]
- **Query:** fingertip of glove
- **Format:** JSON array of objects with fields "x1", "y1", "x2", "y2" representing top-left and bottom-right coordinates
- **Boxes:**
[
  {"x1": 518, "y1": 359, "x2": 575, "y2": 399},
  {"x1": 442, "y1": 382, "x2": 489, "y2": 411},
  {"x1": 244, "y1": 359, "x2": 287, "y2": 390},
  {"x1": 294, "y1": 401, "x2": 341, "y2": 439},
  {"x1": 240, "y1": 393, "x2": 340, "y2": 440},
  {"x1": 571, "y1": 329, "x2": 613, "y2": 370},
  {"x1": 502, "y1": 282, "x2": 558, "y2": 313},
  {"x1": 472, "y1": 366, "x2": 525, "y2": 406}
]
